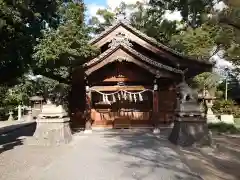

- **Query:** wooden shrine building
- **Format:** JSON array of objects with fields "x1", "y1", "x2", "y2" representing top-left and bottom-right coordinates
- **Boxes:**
[{"x1": 70, "y1": 20, "x2": 212, "y2": 129}]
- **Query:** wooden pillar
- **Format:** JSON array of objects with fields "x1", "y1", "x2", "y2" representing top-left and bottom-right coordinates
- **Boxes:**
[
  {"x1": 152, "y1": 78, "x2": 159, "y2": 127},
  {"x1": 85, "y1": 85, "x2": 92, "y2": 131}
]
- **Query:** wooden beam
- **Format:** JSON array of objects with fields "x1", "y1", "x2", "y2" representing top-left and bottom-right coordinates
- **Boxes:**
[{"x1": 90, "y1": 86, "x2": 152, "y2": 92}]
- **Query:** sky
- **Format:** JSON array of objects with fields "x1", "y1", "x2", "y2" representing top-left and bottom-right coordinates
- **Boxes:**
[{"x1": 85, "y1": 0, "x2": 182, "y2": 21}]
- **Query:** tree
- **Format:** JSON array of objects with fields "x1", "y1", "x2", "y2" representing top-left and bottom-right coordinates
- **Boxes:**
[
  {"x1": 33, "y1": 1, "x2": 98, "y2": 84},
  {"x1": 88, "y1": 2, "x2": 179, "y2": 44},
  {"x1": 149, "y1": 0, "x2": 216, "y2": 28},
  {"x1": 0, "y1": 0, "x2": 60, "y2": 84},
  {"x1": 216, "y1": 0, "x2": 240, "y2": 67},
  {"x1": 169, "y1": 24, "x2": 219, "y2": 58}
]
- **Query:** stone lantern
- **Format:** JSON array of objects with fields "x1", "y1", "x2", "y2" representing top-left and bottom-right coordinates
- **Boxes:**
[
  {"x1": 29, "y1": 96, "x2": 44, "y2": 118},
  {"x1": 203, "y1": 91, "x2": 220, "y2": 124},
  {"x1": 8, "y1": 111, "x2": 14, "y2": 121},
  {"x1": 32, "y1": 100, "x2": 72, "y2": 146}
]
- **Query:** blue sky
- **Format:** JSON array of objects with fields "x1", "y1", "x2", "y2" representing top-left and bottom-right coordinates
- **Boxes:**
[{"x1": 85, "y1": 0, "x2": 106, "y2": 6}]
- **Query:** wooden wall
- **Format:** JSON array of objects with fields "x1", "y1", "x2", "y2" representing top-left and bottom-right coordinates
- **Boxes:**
[{"x1": 158, "y1": 87, "x2": 177, "y2": 124}]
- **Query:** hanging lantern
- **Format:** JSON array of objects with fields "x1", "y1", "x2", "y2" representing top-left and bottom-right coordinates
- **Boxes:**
[{"x1": 139, "y1": 93, "x2": 143, "y2": 101}]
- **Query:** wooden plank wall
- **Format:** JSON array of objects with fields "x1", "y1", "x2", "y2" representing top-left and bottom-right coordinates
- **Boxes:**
[{"x1": 158, "y1": 88, "x2": 176, "y2": 124}]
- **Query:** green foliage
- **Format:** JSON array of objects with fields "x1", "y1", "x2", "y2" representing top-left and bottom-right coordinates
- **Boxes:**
[
  {"x1": 208, "y1": 123, "x2": 240, "y2": 134},
  {"x1": 0, "y1": 0, "x2": 60, "y2": 84},
  {"x1": 150, "y1": 0, "x2": 215, "y2": 28},
  {"x1": 33, "y1": 1, "x2": 98, "y2": 84},
  {"x1": 191, "y1": 72, "x2": 220, "y2": 95},
  {"x1": 33, "y1": 1, "x2": 97, "y2": 64},
  {"x1": 169, "y1": 24, "x2": 218, "y2": 58},
  {"x1": 212, "y1": 99, "x2": 240, "y2": 116},
  {"x1": 88, "y1": 1, "x2": 179, "y2": 44},
  {"x1": 88, "y1": 8, "x2": 115, "y2": 34},
  {"x1": 214, "y1": 0, "x2": 240, "y2": 66}
]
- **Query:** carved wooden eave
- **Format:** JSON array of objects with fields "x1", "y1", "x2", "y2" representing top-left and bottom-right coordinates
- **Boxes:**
[
  {"x1": 85, "y1": 50, "x2": 179, "y2": 79},
  {"x1": 83, "y1": 44, "x2": 183, "y2": 75},
  {"x1": 89, "y1": 20, "x2": 213, "y2": 70}
]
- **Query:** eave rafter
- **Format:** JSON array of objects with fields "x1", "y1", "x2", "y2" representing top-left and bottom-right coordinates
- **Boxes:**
[
  {"x1": 86, "y1": 55, "x2": 162, "y2": 77},
  {"x1": 83, "y1": 45, "x2": 183, "y2": 75}
]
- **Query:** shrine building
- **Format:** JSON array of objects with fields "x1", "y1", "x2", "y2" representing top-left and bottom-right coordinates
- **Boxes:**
[{"x1": 70, "y1": 20, "x2": 213, "y2": 129}]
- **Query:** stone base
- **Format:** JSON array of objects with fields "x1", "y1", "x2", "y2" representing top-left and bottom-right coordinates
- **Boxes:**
[
  {"x1": 153, "y1": 128, "x2": 160, "y2": 134},
  {"x1": 207, "y1": 115, "x2": 220, "y2": 124},
  {"x1": 84, "y1": 129, "x2": 93, "y2": 134},
  {"x1": 33, "y1": 118, "x2": 72, "y2": 146},
  {"x1": 220, "y1": 114, "x2": 234, "y2": 124},
  {"x1": 168, "y1": 117, "x2": 212, "y2": 147}
]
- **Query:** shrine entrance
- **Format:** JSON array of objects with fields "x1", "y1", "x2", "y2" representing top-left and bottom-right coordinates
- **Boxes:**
[{"x1": 88, "y1": 61, "x2": 155, "y2": 128}]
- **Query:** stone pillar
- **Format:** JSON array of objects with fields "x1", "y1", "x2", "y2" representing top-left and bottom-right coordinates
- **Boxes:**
[
  {"x1": 168, "y1": 81, "x2": 212, "y2": 147},
  {"x1": 32, "y1": 101, "x2": 72, "y2": 146}
]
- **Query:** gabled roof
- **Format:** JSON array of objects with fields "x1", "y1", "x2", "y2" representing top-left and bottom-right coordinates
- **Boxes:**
[
  {"x1": 85, "y1": 48, "x2": 176, "y2": 79},
  {"x1": 89, "y1": 20, "x2": 212, "y2": 66},
  {"x1": 83, "y1": 44, "x2": 183, "y2": 75}
]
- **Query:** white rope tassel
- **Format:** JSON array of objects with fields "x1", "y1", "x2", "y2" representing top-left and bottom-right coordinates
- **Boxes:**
[
  {"x1": 106, "y1": 95, "x2": 110, "y2": 104},
  {"x1": 124, "y1": 91, "x2": 127, "y2": 100},
  {"x1": 103, "y1": 94, "x2": 106, "y2": 102},
  {"x1": 129, "y1": 94, "x2": 133, "y2": 102},
  {"x1": 121, "y1": 91, "x2": 124, "y2": 98},
  {"x1": 112, "y1": 95, "x2": 116, "y2": 103},
  {"x1": 139, "y1": 93, "x2": 143, "y2": 101},
  {"x1": 118, "y1": 93, "x2": 121, "y2": 100},
  {"x1": 134, "y1": 94, "x2": 137, "y2": 102}
]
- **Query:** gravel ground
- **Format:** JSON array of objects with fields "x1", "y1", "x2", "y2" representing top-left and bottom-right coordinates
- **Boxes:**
[{"x1": 0, "y1": 127, "x2": 202, "y2": 180}]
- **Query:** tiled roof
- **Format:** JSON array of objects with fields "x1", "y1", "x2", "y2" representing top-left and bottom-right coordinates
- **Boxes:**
[
  {"x1": 83, "y1": 44, "x2": 183, "y2": 74},
  {"x1": 89, "y1": 20, "x2": 213, "y2": 66}
]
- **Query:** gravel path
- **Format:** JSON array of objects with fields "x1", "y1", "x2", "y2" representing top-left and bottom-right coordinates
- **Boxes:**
[{"x1": 0, "y1": 128, "x2": 202, "y2": 180}]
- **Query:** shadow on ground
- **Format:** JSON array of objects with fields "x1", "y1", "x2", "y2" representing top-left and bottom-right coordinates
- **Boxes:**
[
  {"x1": 102, "y1": 128, "x2": 202, "y2": 180},
  {"x1": 0, "y1": 123, "x2": 36, "y2": 154},
  {"x1": 177, "y1": 133, "x2": 240, "y2": 180}
]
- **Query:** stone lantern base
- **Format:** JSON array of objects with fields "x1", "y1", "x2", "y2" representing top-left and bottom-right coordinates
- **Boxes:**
[
  {"x1": 169, "y1": 116, "x2": 212, "y2": 147},
  {"x1": 33, "y1": 118, "x2": 72, "y2": 146}
]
